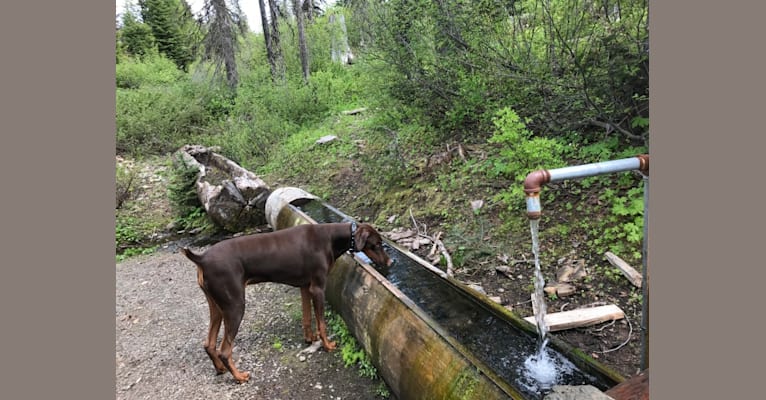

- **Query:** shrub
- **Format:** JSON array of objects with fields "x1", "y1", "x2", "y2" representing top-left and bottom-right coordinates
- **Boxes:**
[
  {"x1": 486, "y1": 107, "x2": 567, "y2": 213},
  {"x1": 116, "y1": 54, "x2": 184, "y2": 89}
]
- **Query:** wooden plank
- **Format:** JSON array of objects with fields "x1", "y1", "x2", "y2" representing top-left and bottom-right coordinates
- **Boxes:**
[
  {"x1": 604, "y1": 251, "x2": 643, "y2": 288},
  {"x1": 524, "y1": 304, "x2": 625, "y2": 332}
]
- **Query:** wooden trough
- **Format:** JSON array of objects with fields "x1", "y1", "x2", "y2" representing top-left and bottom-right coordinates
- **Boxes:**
[{"x1": 266, "y1": 190, "x2": 625, "y2": 400}]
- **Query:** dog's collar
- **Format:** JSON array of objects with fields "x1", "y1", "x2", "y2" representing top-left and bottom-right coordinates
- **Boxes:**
[{"x1": 348, "y1": 221, "x2": 358, "y2": 252}]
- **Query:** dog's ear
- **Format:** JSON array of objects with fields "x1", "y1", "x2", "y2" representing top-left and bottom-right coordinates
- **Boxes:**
[{"x1": 355, "y1": 226, "x2": 370, "y2": 251}]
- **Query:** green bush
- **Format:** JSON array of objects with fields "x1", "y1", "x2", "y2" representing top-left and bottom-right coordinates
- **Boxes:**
[
  {"x1": 116, "y1": 54, "x2": 184, "y2": 89},
  {"x1": 485, "y1": 107, "x2": 567, "y2": 212},
  {"x1": 116, "y1": 86, "x2": 203, "y2": 155},
  {"x1": 115, "y1": 162, "x2": 137, "y2": 209},
  {"x1": 326, "y1": 311, "x2": 379, "y2": 380},
  {"x1": 167, "y1": 153, "x2": 209, "y2": 231}
]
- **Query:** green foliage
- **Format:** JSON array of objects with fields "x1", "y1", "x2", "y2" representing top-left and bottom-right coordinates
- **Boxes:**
[
  {"x1": 116, "y1": 54, "x2": 184, "y2": 89},
  {"x1": 326, "y1": 311, "x2": 379, "y2": 380},
  {"x1": 139, "y1": 0, "x2": 199, "y2": 71},
  {"x1": 583, "y1": 180, "x2": 645, "y2": 264},
  {"x1": 486, "y1": 107, "x2": 567, "y2": 213},
  {"x1": 167, "y1": 153, "x2": 209, "y2": 230},
  {"x1": 272, "y1": 337, "x2": 283, "y2": 351},
  {"x1": 116, "y1": 246, "x2": 158, "y2": 262},
  {"x1": 118, "y1": 5, "x2": 157, "y2": 59},
  {"x1": 115, "y1": 215, "x2": 142, "y2": 247},
  {"x1": 115, "y1": 214, "x2": 160, "y2": 261},
  {"x1": 115, "y1": 163, "x2": 138, "y2": 209},
  {"x1": 116, "y1": 84, "x2": 207, "y2": 155},
  {"x1": 346, "y1": 0, "x2": 648, "y2": 144},
  {"x1": 375, "y1": 382, "x2": 391, "y2": 398}
]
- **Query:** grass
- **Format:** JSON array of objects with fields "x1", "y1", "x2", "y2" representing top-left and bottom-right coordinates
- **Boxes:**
[{"x1": 325, "y1": 310, "x2": 382, "y2": 382}]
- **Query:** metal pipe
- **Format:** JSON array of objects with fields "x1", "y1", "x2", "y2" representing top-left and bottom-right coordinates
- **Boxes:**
[
  {"x1": 523, "y1": 154, "x2": 648, "y2": 220},
  {"x1": 641, "y1": 175, "x2": 649, "y2": 370}
]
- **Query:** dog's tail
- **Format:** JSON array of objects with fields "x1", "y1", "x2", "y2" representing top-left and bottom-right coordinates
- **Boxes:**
[{"x1": 180, "y1": 247, "x2": 203, "y2": 264}]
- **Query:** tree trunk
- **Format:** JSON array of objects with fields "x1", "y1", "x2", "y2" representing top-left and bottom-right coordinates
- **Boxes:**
[
  {"x1": 176, "y1": 145, "x2": 271, "y2": 232},
  {"x1": 259, "y1": 0, "x2": 277, "y2": 82},
  {"x1": 204, "y1": 0, "x2": 241, "y2": 89},
  {"x1": 294, "y1": 0, "x2": 310, "y2": 84},
  {"x1": 329, "y1": 13, "x2": 354, "y2": 64},
  {"x1": 262, "y1": 0, "x2": 285, "y2": 83}
]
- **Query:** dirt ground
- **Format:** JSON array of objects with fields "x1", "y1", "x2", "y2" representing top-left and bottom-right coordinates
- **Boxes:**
[{"x1": 116, "y1": 248, "x2": 391, "y2": 400}]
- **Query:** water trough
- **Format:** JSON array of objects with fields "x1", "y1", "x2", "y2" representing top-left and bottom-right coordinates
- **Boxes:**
[{"x1": 264, "y1": 188, "x2": 625, "y2": 400}]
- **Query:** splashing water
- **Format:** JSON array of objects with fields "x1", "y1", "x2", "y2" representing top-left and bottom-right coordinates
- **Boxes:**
[
  {"x1": 524, "y1": 218, "x2": 559, "y2": 390},
  {"x1": 522, "y1": 341, "x2": 557, "y2": 390},
  {"x1": 519, "y1": 339, "x2": 583, "y2": 393}
]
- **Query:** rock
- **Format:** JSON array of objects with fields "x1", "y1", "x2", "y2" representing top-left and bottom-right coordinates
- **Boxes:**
[
  {"x1": 556, "y1": 259, "x2": 587, "y2": 283},
  {"x1": 544, "y1": 286, "x2": 558, "y2": 296},
  {"x1": 556, "y1": 283, "x2": 577, "y2": 297},
  {"x1": 543, "y1": 385, "x2": 615, "y2": 400},
  {"x1": 470, "y1": 199, "x2": 484, "y2": 212},
  {"x1": 315, "y1": 135, "x2": 338, "y2": 144},
  {"x1": 467, "y1": 284, "x2": 486, "y2": 295},
  {"x1": 545, "y1": 282, "x2": 577, "y2": 297}
]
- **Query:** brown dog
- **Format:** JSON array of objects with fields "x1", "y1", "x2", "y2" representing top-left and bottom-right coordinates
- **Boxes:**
[{"x1": 181, "y1": 222, "x2": 392, "y2": 383}]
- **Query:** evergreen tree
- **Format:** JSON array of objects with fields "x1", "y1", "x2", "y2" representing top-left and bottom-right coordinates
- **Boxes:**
[
  {"x1": 201, "y1": 0, "x2": 248, "y2": 89},
  {"x1": 139, "y1": 0, "x2": 199, "y2": 71},
  {"x1": 119, "y1": 5, "x2": 157, "y2": 59}
]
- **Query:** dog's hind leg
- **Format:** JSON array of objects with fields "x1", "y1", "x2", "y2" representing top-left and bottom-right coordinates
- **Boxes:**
[
  {"x1": 202, "y1": 294, "x2": 227, "y2": 374},
  {"x1": 218, "y1": 298, "x2": 250, "y2": 383}
]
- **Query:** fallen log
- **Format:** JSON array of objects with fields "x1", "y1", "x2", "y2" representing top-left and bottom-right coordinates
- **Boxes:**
[{"x1": 176, "y1": 145, "x2": 271, "y2": 232}]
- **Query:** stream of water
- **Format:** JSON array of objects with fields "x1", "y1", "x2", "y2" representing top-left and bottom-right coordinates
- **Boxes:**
[{"x1": 522, "y1": 218, "x2": 559, "y2": 390}]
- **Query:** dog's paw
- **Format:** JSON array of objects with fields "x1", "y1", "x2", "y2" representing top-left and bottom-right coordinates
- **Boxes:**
[
  {"x1": 304, "y1": 333, "x2": 318, "y2": 343},
  {"x1": 234, "y1": 371, "x2": 250, "y2": 384},
  {"x1": 322, "y1": 340, "x2": 337, "y2": 352}
]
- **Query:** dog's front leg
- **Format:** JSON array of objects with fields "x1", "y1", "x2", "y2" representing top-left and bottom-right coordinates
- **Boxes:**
[
  {"x1": 309, "y1": 284, "x2": 336, "y2": 351},
  {"x1": 300, "y1": 287, "x2": 318, "y2": 343}
]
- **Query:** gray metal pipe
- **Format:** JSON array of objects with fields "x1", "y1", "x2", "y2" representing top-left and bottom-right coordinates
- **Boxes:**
[
  {"x1": 523, "y1": 155, "x2": 648, "y2": 220},
  {"x1": 641, "y1": 175, "x2": 649, "y2": 371}
]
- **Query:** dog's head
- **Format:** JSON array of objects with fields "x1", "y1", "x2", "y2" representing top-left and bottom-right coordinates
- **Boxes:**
[{"x1": 354, "y1": 223, "x2": 393, "y2": 267}]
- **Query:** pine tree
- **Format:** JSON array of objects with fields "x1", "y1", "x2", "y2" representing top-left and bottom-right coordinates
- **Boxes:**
[
  {"x1": 139, "y1": 0, "x2": 198, "y2": 71},
  {"x1": 119, "y1": 5, "x2": 156, "y2": 59}
]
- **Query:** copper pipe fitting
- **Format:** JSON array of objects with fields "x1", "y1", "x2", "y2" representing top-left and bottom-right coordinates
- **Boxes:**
[
  {"x1": 523, "y1": 169, "x2": 551, "y2": 196},
  {"x1": 636, "y1": 154, "x2": 649, "y2": 176}
]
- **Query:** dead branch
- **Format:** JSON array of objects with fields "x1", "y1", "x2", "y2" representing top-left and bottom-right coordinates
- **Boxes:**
[{"x1": 408, "y1": 209, "x2": 454, "y2": 277}]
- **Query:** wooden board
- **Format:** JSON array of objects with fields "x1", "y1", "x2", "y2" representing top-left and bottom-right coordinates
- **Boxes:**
[
  {"x1": 605, "y1": 251, "x2": 643, "y2": 288},
  {"x1": 524, "y1": 304, "x2": 625, "y2": 332}
]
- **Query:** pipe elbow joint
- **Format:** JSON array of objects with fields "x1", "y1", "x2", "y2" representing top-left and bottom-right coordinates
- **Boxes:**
[
  {"x1": 523, "y1": 170, "x2": 550, "y2": 220},
  {"x1": 637, "y1": 154, "x2": 649, "y2": 176},
  {"x1": 523, "y1": 169, "x2": 551, "y2": 196}
]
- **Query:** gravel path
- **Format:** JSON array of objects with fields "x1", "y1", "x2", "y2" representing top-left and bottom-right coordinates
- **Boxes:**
[{"x1": 116, "y1": 249, "x2": 389, "y2": 400}]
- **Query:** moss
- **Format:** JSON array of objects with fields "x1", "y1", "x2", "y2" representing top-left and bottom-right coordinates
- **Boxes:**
[{"x1": 450, "y1": 368, "x2": 480, "y2": 399}]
